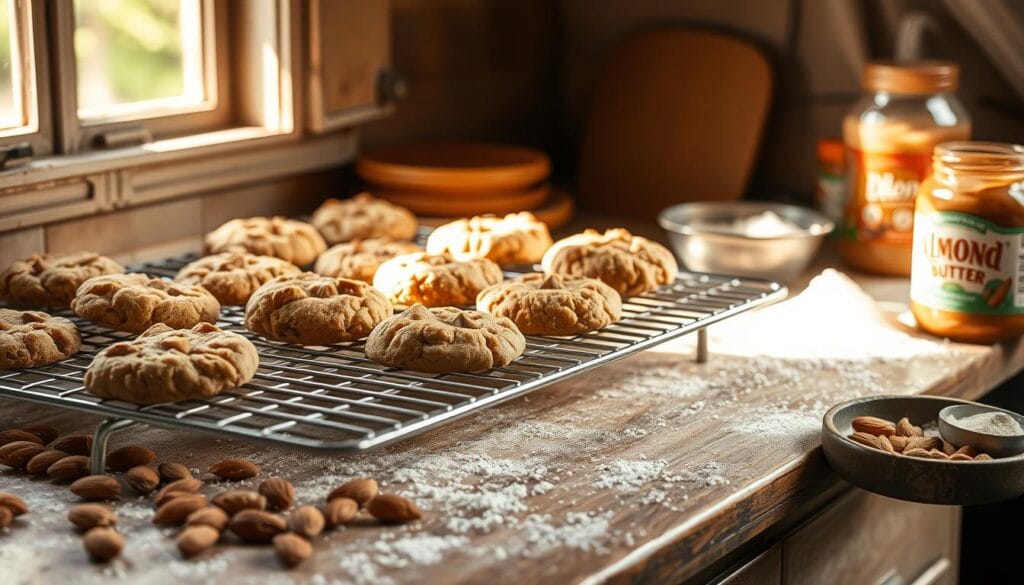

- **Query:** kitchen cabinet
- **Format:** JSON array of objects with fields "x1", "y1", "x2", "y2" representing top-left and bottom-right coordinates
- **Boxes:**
[{"x1": 717, "y1": 546, "x2": 782, "y2": 585}]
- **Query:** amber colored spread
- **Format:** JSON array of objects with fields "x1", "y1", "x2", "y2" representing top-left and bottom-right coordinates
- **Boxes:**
[{"x1": 910, "y1": 142, "x2": 1024, "y2": 343}]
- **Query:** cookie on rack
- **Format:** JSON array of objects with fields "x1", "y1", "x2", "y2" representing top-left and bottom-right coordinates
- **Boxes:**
[
  {"x1": 0, "y1": 308, "x2": 81, "y2": 370},
  {"x1": 0, "y1": 252, "x2": 124, "y2": 308},
  {"x1": 541, "y1": 228, "x2": 678, "y2": 297},
  {"x1": 71, "y1": 273, "x2": 221, "y2": 334},
  {"x1": 204, "y1": 217, "x2": 327, "y2": 266},
  {"x1": 365, "y1": 305, "x2": 525, "y2": 373},
  {"x1": 174, "y1": 252, "x2": 301, "y2": 305},
  {"x1": 372, "y1": 252, "x2": 503, "y2": 307},
  {"x1": 245, "y1": 273, "x2": 393, "y2": 345},
  {"x1": 425, "y1": 212, "x2": 553, "y2": 265},
  {"x1": 476, "y1": 272, "x2": 622, "y2": 336},
  {"x1": 84, "y1": 322, "x2": 258, "y2": 404},
  {"x1": 314, "y1": 238, "x2": 422, "y2": 283},
  {"x1": 311, "y1": 193, "x2": 418, "y2": 244}
]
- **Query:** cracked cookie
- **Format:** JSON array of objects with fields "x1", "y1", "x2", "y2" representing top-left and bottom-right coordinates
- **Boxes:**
[
  {"x1": 372, "y1": 252, "x2": 503, "y2": 307},
  {"x1": 541, "y1": 228, "x2": 678, "y2": 296},
  {"x1": 311, "y1": 193, "x2": 418, "y2": 244},
  {"x1": 0, "y1": 309, "x2": 81, "y2": 370},
  {"x1": 84, "y1": 322, "x2": 258, "y2": 404},
  {"x1": 71, "y1": 273, "x2": 221, "y2": 334},
  {"x1": 204, "y1": 217, "x2": 327, "y2": 266},
  {"x1": 476, "y1": 273, "x2": 622, "y2": 335},
  {"x1": 365, "y1": 305, "x2": 525, "y2": 373},
  {"x1": 174, "y1": 252, "x2": 301, "y2": 306},
  {"x1": 425, "y1": 212, "x2": 553, "y2": 265},
  {"x1": 314, "y1": 239, "x2": 422, "y2": 283},
  {"x1": 244, "y1": 273, "x2": 393, "y2": 344},
  {"x1": 0, "y1": 252, "x2": 124, "y2": 308}
]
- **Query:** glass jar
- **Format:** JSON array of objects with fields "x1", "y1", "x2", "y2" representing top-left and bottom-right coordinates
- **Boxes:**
[
  {"x1": 841, "y1": 61, "x2": 971, "y2": 275},
  {"x1": 910, "y1": 142, "x2": 1024, "y2": 343}
]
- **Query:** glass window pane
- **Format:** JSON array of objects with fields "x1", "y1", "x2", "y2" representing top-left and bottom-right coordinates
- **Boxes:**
[
  {"x1": 74, "y1": 0, "x2": 206, "y2": 120},
  {"x1": 0, "y1": 0, "x2": 21, "y2": 130}
]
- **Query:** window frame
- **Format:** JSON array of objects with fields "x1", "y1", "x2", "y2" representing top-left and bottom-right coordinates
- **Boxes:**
[
  {"x1": 49, "y1": 0, "x2": 232, "y2": 154},
  {"x1": 0, "y1": 0, "x2": 53, "y2": 155}
]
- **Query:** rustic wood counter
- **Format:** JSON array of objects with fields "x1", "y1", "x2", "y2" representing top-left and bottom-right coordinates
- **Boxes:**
[{"x1": 2, "y1": 243, "x2": 1023, "y2": 585}]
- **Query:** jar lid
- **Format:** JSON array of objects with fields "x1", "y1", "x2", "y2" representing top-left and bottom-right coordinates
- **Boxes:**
[{"x1": 862, "y1": 60, "x2": 959, "y2": 94}]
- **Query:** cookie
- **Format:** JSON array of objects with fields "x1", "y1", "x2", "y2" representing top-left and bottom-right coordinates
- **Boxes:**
[
  {"x1": 365, "y1": 305, "x2": 525, "y2": 373},
  {"x1": 244, "y1": 273, "x2": 393, "y2": 345},
  {"x1": 426, "y1": 212, "x2": 553, "y2": 265},
  {"x1": 314, "y1": 239, "x2": 422, "y2": 283},
  {"x1": 174, "y1": 252, "x2": 301, "y2": 306},
  {"x1": 311, "y1": 193, "x2": 418, "y2": 244},
  {"x1": 0, "y1": 309, "x2": 81, "y2": 370},
  {"x1": 541, "y1": 228, "x2": 678, "y2": 296},
  {"x1": 372, "y1": 252, "x2": 503, "y2": 307},
  {"x1": 0, "y1": 252, "x2": 124, "y2": 308},
  {"x1": 204, "y1": 217, "x2": 327, "y2": 266},
  {"x1": 71, "y1": 274, "x2": 221, "y2": 334},
  {"x1": 84, "y1": 322, "x2": 258, "y2": 404},
  {"x1": 476, "y1": 273, "x2": 622, "y2": 335}
]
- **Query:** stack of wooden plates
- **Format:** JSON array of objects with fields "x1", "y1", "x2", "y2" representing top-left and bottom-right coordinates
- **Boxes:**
[{"x1": 356, "y1": 142, "x2": 574, "y2": 228}]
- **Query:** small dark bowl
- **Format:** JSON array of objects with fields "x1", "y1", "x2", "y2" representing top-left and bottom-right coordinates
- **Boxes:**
[{"x1": 822, "y1": 395, "x2": 1024, "y2": 505}]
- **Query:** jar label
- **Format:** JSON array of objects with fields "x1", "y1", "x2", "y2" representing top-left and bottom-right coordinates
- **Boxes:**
[
  {"x1": 911, "y1": 211, "x2": 1024, "y2": 315},
  {"x1": 844, "y1": 149, "x2": 932, "y2": 244}
]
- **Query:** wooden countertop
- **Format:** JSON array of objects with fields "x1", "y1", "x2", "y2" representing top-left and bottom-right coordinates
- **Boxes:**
[{"x1": 2, "y1": 239, "x2": 1023, "y2": 585}]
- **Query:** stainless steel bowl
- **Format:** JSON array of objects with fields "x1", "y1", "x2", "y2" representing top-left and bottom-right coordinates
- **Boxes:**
[{"x1": 658, "y1": 202, "x2": 834, "y2": 282}]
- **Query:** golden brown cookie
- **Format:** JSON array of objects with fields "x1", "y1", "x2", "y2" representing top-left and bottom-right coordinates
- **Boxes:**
[
  {"x1": 244, "y1": 273, "x2": 393, "y2": 345},
  {"x1": 314, "y1": 239, "x2": 422, "y2": 283},
  {"x1": 174, "y1": 252, "x2": 301, "y2": 306},
  {"x1": 476, "y1": 273, "x2": 622, "y2": 335},
  {"x1": 0, "y1": 252, "x2": 124, "y2": 308},
  {"x1": 71, "y1": 274, "x2": 221, "y2": 334},
  {"x1": 372, "y1": 252, "x2": 503, "y2": 307},
  {"x1": 0, "y1": 309, "x2": 81, "y2": 370},
  {"x1": 365, "y1": 305, "x2": 525, "y2": 373},
  {"x1": 84, "y1": 322, "x2": 258, "y2": 404},
  {"x1": 311, "y1": 193, "x2": 418, "y2": 244},
  {"x1": 204, "y1": 217, "x2": 327, "y2": 266},
  {"x1": 541, "y1": 228, "x2": 678, "y2": 296},
  {"x1": 425, "y1": 212, "x2": 553, "y2": 265}
]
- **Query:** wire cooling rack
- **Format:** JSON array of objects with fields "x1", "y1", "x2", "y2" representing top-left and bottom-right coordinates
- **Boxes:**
[{"x1": 0, "y1": 254, "x2": 786, "y2": 469}]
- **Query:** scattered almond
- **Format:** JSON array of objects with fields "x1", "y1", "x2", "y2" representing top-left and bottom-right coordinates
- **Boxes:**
[
  {"x1": 895, "y1": 417, "x2": 922, "y2": 437},
  {"x1": 906, "y1": 436, "x2": 943, "y2": 451},
  {"x1": 51, "y1": 434, "x2": 92, "y2": 456},
  {"x1": 259, "y1": 478, "x2": 295, "y2": 511},
  {"x1": 185, "y1": 506, "x2": 229, "y2": 532},
  {"x1": 153, "y1": 493, "x2": 208, "y2": 526},
  {"x1": 323, "y1": 497, "x2": 359, "y2": 528},
  {"x1": 229, "y1": 509, "x2": 287, "y2": 542},
  {"x1": 154, "y1": 478, "x2": 204, "y2": 503},
  {"x1": 976, "y1": 454, "x2": 993, "y2": 461},
  {"x1": 876, "y1": 435, "x2": 895, "y2": 453},
  {"x1": 158, "y1": 462, "x2": 192, "y2": 483},
  {"x1": 903, "y1": 447, "x2": 932, "y2": 458},
  {"x1": 0, "y1": 491, "x2": 28, "y2": 516},
  {"x1": 288, "y1": 505, "x2": 325, "y2": 538},
  {"x1": 367, "y1": 494, "x2": 422, "y2": 524},
  {"x1": 942, "y1": 440, "x2": 957, "y2": 456},
  {"x1": 212, "y1": 489, "x2": 266, "y2": 515},
  {"x1": 0, "y1": 430, "x2": 44, "y2": 446},
  {"x1": 209, "y1": 459, "x2": 259, "y2": 481},
  {"x1": 68, "y1": 503, "x2": 117, "y2": 531},
  {"x1": 848, "y1": 431, "x2": 883, "y2": 450},
  {"x1": 18, "y1": 424, "x2": 59, "y2": 445},
  {"x1": 177, "y1": 525, "x2": 220, "y2": 558},
  {"x1": 273, "y1": 533, "x2": 312, "y2": 568},
  {"x1": 955, "y1": 445, "x2": 977, "y2": 457},
  {"x1": 70, "y1": 475, "x2": 122, "y2": 501},
  {"x1": 928, "y1": 449, "x2": 950, "y2": 460},
  {"x1": 0, "y1": 506, "x2": 11, "y2": 529},
  {"x1": 327, "y1": 478, "x2": 378, "y2": 506},
  {"x1": 106, "y1": 446, "x2": 156, "y2": 472},
  {"x1": 889, "y1": 436, "x2": 909, "y2": 451},
  {"x1": 125, "y1": 466, "x2": 160, "y2": 494},
  {"x1": 83, "y1": 527, "x2": 123, "y2": 563},
  {"x1": 851, "y1": 416, "x2": 895, "y2": 436},
  {"x1": 0, "y1": 441, "x2": 45, "y2": 469},
  {"x1": 25, "y1": 449, "x2": 68, "y2": 475},
  {"x1": 950, "y1": 453, "x2": 974, "y2": 461},
  {"x1": 47, "y1": 455, "x2": 91, "y2": 481}
]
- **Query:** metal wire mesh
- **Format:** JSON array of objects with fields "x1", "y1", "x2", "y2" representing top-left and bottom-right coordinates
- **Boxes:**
[{"x1": 0, "y1": 254, "x2": 786, "y2": 453}]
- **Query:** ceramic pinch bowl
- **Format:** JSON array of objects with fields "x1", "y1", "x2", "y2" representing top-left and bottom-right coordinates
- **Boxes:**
[{"x1": 938, "y1": 404, "x2": 1024, "y2": 459}]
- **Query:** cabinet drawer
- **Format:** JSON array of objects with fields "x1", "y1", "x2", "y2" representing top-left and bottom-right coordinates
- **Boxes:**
[{"x1": 783, "y1": 489, "x2": 959, "y2": 585}]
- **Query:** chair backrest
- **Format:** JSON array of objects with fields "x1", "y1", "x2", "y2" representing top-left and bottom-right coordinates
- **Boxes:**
[{"x1": 578, "y1": 29, "x2": 773, "y2": 219}]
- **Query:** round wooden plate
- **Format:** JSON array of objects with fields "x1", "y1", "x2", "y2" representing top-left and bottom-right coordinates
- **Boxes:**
[
  {"x1": 377, "y1": 184, "x2": 550, "y2": 217},
  {"x1": 357, "y1": 142, "x2": 551, "y2": 194}
]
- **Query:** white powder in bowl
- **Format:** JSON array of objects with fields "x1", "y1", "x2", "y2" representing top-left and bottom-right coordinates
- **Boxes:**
[
  {"x1": 697, "y1": 211, "x2": 804, "y2": 238},
  {"x1": 951, "y1": 411, "x2": 1024, "y2": 436}
]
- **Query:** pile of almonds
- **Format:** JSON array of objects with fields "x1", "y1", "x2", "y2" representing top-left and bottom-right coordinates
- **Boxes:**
[
  {"x1": 2, "y1": 425, "x2": 422, "y2": 568},
  {"x1": 848, "y1": 416, "x2": 993, "y2": 461}
]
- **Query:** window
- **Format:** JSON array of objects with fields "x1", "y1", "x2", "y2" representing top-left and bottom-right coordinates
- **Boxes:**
[{"x1": 0, "y1": 0, "x2": 51, "y2": 154}]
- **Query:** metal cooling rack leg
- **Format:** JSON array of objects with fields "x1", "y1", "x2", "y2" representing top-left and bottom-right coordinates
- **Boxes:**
[
  {"x1": 90, "y1": 418, "x2": 141, "y2": 474},
  {"x1": 696, "y1": 329, "x2": 708, "y2": 363}
]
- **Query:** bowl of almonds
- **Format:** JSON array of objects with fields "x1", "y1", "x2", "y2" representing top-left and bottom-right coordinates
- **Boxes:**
[{"x1": 822, "y1": 395, "x2": 1024, "y2": 505}]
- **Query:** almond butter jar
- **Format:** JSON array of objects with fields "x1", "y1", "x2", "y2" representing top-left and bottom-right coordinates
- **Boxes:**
[
  {"x1": 841, "y1": 61, "x2": 971, "y2": 275},
  {"x1": 911, "y1": 142, "x2": 1024, "y2": 343}
]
